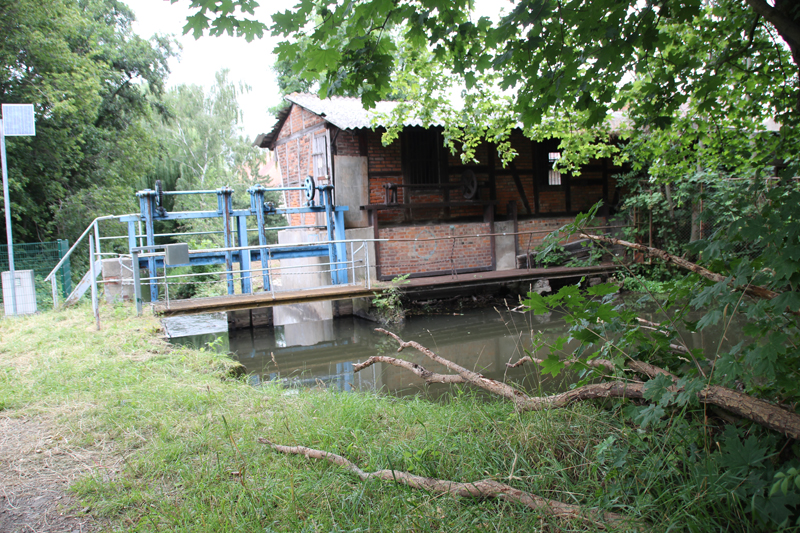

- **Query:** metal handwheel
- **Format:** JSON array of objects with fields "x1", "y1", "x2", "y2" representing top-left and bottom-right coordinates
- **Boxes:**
[
  {"x1": 304, "y1": 176, "x2": 316, "y2": 202},
  {"x1": 461, "y1": 169, "x2": 478, "y2": 199}
]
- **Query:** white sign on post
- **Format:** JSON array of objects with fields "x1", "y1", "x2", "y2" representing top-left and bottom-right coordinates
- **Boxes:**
[
  {"x1": 1, "y1": 103, "x2": 36, "y2": 316},
  {"x1": 2, "y1": 104, "x2": 36, "y2": 136}
]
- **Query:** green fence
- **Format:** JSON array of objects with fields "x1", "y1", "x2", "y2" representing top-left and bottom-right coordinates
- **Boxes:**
[{"x1": 0, "y1": 240, "x2": 71, "y2": 301}]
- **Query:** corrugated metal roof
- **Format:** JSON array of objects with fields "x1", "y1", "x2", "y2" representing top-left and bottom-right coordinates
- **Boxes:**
[
  {"x1": 284, "y1": 92, "x2": 442, "y2": 130},
  {"x1": 253, "y1": 93, "x2": 445, "y2": 149},
  {"x1": 253, "y1": 92, "x2": 634, "y2": 150}
]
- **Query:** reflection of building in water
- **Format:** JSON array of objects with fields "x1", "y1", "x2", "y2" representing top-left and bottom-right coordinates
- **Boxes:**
[
  {"x1": 169, "y1": 299, "x2": 751, "y2": 396},
  {"x1": 226, "y1": 307, "x2": 578, "y2": 396}
]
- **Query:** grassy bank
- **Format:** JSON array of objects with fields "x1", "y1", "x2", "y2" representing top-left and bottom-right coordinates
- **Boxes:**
[{"x1": 0, "y1": 304, "x2": 746, "y2": 531}]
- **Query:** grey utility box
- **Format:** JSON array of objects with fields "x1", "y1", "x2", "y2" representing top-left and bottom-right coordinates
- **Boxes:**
[
  {"x1": 2, "y1": 269, "x2": 37, "y2": 316},
  {"x1": 165, "y1": 243, "x2": 190, "y2": 266}
]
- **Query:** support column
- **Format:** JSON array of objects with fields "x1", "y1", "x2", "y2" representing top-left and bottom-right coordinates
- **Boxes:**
[
  {"x1": 138, "y1": 190, "x2": 158, "y2": 302},
  {"x1": 219, "y1": 187, "x2": 235, "y2": 295},
  {"x1": 249, "y1": 186, "x2": 271, "y2": 291},
  {"x1": 237, "y1": 214, "x2": 252, "y2": 294}
]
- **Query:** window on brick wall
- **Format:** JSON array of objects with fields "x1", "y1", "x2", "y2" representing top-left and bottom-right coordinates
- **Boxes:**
[
  {"x1": 312, "y1": 133, "x2": 329, "y2": 179},
  {"x1": 548, "y1": 152, "x2": 562, "y2": 186},
  {"x1": 402, "y1": 127, "x2": 442, "y2": 185}
]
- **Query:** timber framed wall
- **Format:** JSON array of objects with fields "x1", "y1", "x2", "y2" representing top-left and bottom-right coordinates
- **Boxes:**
[{"x1": 269, "y1": 102, "x2": 623, "y2": 280}]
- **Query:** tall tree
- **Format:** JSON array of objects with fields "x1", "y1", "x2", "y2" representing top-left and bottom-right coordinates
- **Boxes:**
[
  {"x1": 0, "y1": 0, "x2": 174, "y2": 243},
  {"x1": 154, "y1": 70, "x2": 266, "y2": 195},
  {"x1": 182, "y1": 0, "x2": 799, "y2": 176},
  {"x1": 150, "y1": 70, "x2": 278, "y2": 241}
]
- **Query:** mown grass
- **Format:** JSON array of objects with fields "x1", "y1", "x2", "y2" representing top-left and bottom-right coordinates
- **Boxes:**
[{"x1": 0, "y1": 304, "x2": 743, "y2": 532}]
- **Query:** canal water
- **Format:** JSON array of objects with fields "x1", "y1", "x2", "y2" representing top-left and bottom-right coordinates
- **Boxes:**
[
  {"x1": 166, "y1": 307, "x2": 580, "y2": 397},
  {"x1": 166, "y1": 299, "x2": 747, "y2": 398}
]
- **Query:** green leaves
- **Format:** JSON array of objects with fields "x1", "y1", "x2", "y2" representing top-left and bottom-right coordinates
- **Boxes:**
[
  {"x1": 177, "y1": 0, "x2": 267, "y2": 41},
  {"x1": 1, "y1": 0, "x2": 175, "y2": 242}
]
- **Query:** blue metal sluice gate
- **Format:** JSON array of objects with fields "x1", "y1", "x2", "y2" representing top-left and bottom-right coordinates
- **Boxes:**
[{"x1": 118, "y1": 179, "x2": 349, "y2": 302}]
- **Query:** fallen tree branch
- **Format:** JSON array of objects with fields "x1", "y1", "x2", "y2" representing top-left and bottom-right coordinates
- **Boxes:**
[
  {"x1": 582, "y1": 234, "x2": 800, "y2": 317},
  {"x1": 376, "y1": 328, "x2": 532, "y2": 408},
  {"x1": 353, "y1": 356, "x2": 464, "y2": 383},
  {"x1": 259, "y1": 439, "x2": 635, "y2": 528},
  {"x1": 374, "y1": 329, "x2": 800, "y2": 439},
  {"x1": 506, "y1": 356, "x2": 674, "y2": 381}
]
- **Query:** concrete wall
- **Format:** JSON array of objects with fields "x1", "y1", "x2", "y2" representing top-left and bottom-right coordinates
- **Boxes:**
[
  {"x1": 494, "y1": 220, "x2": 517, "y2": 271},
  {"x1": 334, "y1": 155, "x2": 369, "y2": 228},
  {"x1": 271, "y1": 228, "x2": 333, "y2": 326}
]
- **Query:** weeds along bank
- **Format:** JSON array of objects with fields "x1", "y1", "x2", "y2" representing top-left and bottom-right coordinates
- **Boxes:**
[{"x1": 0, "y1": 304, "x2": 789, "y2": 531}]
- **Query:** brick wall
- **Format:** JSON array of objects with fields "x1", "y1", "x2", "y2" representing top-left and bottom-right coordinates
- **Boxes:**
[
  {"x1": 271, "y1": 106, "x2": 620, "y2": 230},
  {"x1": 378, "y1": 222, "x2": 492, "y2": 278},
  {"x1": 365, "y1": 130, "x2": 404, "y2": 224},
  {"x1": 539, "y1": 190, "x2": 567, "y2": 212},
  {"x1": 334, "y1": 130, "x2": 361, "y2": 156},
  {"x1": 571, "y1": 184, "x2": 604, "y2": 212},
  {"x1": 515, "y1": 217, "x2": 578, "y2": 254},
  {"x1": 274, "y1": 105, "x2": 328, "y2": 226}
]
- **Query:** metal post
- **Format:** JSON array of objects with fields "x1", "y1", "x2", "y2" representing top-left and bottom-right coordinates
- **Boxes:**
[
  {"x1": 0, "y1": 120, "x2": 17, "y2": 315},
  {"x1": 237, "y1": 215, "x2": 252, "y2": 294},
  {"x1": 127, "y1": 220, "x2": 136, "y2": 252},
  {"x1": 334, "y1": 208, "x2": 348, "y2": 284},
  {"x1": 89, "y1": 235, "x2": 100, "y2": 330},
  {"x1": 220, "y1": 188, "x2": 235, "y2": 295},
  {"x1": 93, "y1": 220, "x2": 101, "y2": 256},
  {"x1": 250, "y1": 186, "x2": 270, "y2": 291},
  {"x1": 140, "y1": 192, "x2": 158, "y2": 302},
  {"x1": 365, "y1": 239, "x2": 371, "y2": 289},
  {"x1": 164, "y1": 252, "x2": 169, "y2": 310},
  {"x1": 132, "y1": 250, "x2": 142, "y2": 316},
  {"x1": 322, "y1": 187, "x2": 338, "y2": 284},
  {"x1": 51, "y1": 277, "x2": 58, "y2": 309}
]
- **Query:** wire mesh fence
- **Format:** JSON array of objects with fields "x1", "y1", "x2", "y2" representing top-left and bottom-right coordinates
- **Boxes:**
[{"x1": 0, "y1": 240, "x2": 71, "y2": 309}]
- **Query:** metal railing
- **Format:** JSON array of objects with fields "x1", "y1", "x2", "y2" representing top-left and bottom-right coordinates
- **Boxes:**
[
  {"x1": 126, "y1": 238, "x2": 375, "y2": 315},
  {"x1": 43, "y1": 215, "x2": 118, "y2": 309}
]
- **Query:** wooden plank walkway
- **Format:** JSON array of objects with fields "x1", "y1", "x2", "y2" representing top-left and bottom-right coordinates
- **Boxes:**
[{"x1": 153, "y1": 264, "x2": 620, "y2": 317}]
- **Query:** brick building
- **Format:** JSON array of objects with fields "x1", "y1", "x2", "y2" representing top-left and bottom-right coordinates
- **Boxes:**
[{"x1": 254, "y1": 93, "x2": 623, "y2": 281}]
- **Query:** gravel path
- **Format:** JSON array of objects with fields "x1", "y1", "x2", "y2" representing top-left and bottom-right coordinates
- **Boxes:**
[{"x1": 0, "y1": 416, "x2": 104, "y2": 533}]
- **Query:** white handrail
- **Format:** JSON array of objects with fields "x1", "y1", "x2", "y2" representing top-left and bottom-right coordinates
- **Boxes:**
[
  {"x1": 44, "y1": 215, "x2": 117, "y2": 282},
  {"x1": 44, "y1": 215, "x2": 117, "y2": 309}
]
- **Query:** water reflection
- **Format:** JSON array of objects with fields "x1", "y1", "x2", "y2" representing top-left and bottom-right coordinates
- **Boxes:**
[
  {"x1": 171, "y1": 307, "x2": 577, "y2": 397},
  {"x1": 168, "y1": 298, "x2": 750, "y2": 397}
]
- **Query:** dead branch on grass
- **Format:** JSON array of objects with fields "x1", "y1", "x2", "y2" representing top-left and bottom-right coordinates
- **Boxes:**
[{"x1": 259, "y1": 439, "x2": 634, "y2": 528}]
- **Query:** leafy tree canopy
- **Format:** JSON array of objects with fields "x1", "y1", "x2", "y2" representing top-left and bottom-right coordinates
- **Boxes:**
[
  {"x1": 1, "y1": 0, "x2": 175, "y2": 242},
  {"x1": 182, "y1": 0, "x2": 799, "y2": 178}
]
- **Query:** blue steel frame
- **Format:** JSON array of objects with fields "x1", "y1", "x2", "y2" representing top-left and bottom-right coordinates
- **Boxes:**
[{"x1": 119, "y1": 184, "x2": 349, "y2": 302}]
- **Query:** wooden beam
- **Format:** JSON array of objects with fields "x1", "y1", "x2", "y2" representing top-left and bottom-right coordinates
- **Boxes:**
[{"x1": 509, "y1": 163, "x2": 532, "y2": 215}]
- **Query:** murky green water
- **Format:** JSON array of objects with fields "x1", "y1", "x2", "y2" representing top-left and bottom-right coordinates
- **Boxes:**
[
  {"x1": 167, "y1": 307, "x2": 578, "y2": 396},
  {"x1": 166, "y1": 299, "x2": 747, "y2": 397}
]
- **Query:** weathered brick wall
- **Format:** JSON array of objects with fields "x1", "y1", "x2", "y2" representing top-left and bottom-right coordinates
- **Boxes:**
[
  {"x1": 334, "y1": 130, "x2": 361, "y2": 157},
  {"x1": 516, "y1": 217, "x2": 578, "y2": 254},
  {"x1": 539, "y1": 190, "x2": 567, "y2": 212},
  {"x1": 365, "y1": 130, "x2": 404, "y2": 224},
  {"x1": 378, "y1": 222, "x2": 492, "y2": 278},
  {"x1": 271, "y1": 105, "x2": 620, "y2": 229},
  {"x1": 274, "y1": 105, "x2": 327, "y2": 226},
  {"x1": 570, "y1": 184, "x2": 604, "y2": 213}
]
